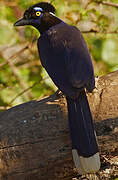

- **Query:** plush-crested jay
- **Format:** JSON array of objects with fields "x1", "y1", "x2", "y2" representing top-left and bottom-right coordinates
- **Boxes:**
[{"x1": 14, "y1": 2, "x2": 100, "y2": 174}]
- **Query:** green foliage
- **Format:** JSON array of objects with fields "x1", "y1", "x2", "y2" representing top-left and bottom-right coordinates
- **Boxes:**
[{"x1": 0, "y1": 0, "x2": 118, "y2": 109}]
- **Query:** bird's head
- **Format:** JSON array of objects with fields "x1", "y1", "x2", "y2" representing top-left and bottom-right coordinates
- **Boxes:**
[{"x1": 14, "y1": 2, "x2": 60, "y2": 33}]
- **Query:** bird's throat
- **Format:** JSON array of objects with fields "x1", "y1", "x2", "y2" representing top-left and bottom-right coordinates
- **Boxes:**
[{"x1": 36, "y1": 13, "x2": 62, "y2": 34}]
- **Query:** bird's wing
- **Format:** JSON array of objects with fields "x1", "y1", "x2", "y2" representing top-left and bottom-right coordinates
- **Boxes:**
[{"x1": 64, "y1": 26, "x2": 95, "y2": 92}]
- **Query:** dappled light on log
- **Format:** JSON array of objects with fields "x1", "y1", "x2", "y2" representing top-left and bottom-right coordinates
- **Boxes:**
[{"x1": 0, "y1": 71, "x2": 118, "y2": 180}]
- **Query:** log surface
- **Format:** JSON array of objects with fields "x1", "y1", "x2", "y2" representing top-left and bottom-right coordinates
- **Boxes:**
[{"x1": 0, "y1": 71, "x2": 118, "y2": 180}]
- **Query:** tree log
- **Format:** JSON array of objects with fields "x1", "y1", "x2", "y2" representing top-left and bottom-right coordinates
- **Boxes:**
[{"x1": 0, "y1": 71, "x2": 118, "y2": 180}]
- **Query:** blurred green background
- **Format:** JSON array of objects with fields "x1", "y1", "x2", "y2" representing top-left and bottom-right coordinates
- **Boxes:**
[{"x1": 0, "y1": 0, "x2": 118, "y2": 110}]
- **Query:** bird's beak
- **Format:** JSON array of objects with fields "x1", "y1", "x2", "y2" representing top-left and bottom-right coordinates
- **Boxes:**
[{"x1": 14, "y1": 18, "x2": 32, "y2": 26}]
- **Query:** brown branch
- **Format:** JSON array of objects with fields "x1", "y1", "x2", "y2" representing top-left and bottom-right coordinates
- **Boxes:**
[
  {"x1": 1, "y1": 1, "x2": 17, "y2": 6},
  {"x1": 91, "y1": 0, "x2": 118, "y2": 8},
  {"x1": 0, "y1": 50, "x2": 33, "y2": 101},
  {"x1": 101, "y1": 1, "x2": 118, "y2": 8},
  {"x1": 9, "y1": 83, "x2": 36, "y2": 105},
  {"x1": 84, "y1": 0, "x2": 92, "y2": 9},
  {"x1": 8, "y1": 45, "x2": 29, "y2": 61},
  {"x1": 81, "y1": 29, "x2": 118, "y2": 34},
  {"x1": 0, "y1": 45, "x2": 28, "y2": 68},
  {"x1": 78, "y1": 0, "x2": 118, "y2": 9},
  {"x1": 9, "y1": 77, "x2": 49, "y2": 105},
  {"x1": 6, "y1": 58, "x2": 33, "y2": 99}
]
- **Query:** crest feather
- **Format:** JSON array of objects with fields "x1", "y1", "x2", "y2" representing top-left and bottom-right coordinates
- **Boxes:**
[{"x1": 31, "y1": 2, "x2": 56, "y2": 14}]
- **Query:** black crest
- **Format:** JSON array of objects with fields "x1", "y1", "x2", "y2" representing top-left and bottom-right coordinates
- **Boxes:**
[{"x1": 31, "y1": 2, "x2": 56, "y2": 14}]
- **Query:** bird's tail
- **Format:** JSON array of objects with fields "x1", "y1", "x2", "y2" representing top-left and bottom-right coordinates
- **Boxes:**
[{"x1": 66, "y1": 90, "x2": 100, "y2": 174}]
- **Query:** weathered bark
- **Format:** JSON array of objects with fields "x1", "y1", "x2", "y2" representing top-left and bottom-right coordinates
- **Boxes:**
[{"x1": 0, "y1": 71, "x2": 118, "y2": 180}]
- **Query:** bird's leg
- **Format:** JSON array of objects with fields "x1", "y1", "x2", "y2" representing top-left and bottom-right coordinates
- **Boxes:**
[{"x1": 52, "y1": 89, "x2": 64, "y2": 99}]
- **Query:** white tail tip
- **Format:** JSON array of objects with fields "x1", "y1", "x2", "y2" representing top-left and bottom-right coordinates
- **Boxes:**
[{"x1": 72, "y1": 149, "x2": 101, "y2": 175}]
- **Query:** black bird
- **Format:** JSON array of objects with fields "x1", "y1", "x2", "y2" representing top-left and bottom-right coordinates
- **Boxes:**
[{"x1": 14, "y1": 2, "x2": 100, "y2": 174}]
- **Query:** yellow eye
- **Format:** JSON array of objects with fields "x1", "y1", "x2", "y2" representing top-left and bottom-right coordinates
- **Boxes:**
[{"x1": 36, "y1": 11, "x2": 41, "y2": 16}]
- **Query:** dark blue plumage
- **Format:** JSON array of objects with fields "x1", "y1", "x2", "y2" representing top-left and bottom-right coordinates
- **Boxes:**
[
  {"x1": 14, "y1": 2, "x2": 100, "y2": 174},
  {"x1": 38, "y1": 21, "x2": 98, "y2": 157}
]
